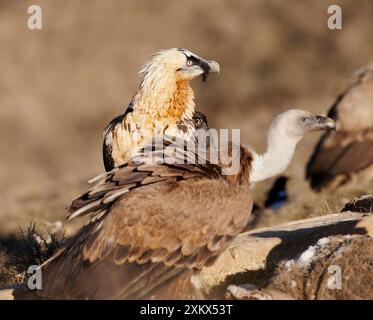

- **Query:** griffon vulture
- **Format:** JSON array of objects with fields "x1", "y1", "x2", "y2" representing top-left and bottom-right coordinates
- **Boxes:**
[
  {"x1": 103, "y1": 48, "x2": 218, "y2": 171},
  {"x1": 307, "y1": 64, "x2": 373, "y2": 191},
  {"x1": 14, "y1": 110, "x2": 334, "y2": 300}
]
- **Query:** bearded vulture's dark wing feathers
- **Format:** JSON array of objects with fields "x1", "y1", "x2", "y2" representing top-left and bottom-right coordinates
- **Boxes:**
[{"x1": 103, "y1": 105, "x2": 133, "y2": 171}]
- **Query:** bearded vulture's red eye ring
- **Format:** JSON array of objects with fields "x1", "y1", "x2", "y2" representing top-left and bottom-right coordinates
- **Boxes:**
[{"x1": 187, "y1": 60, "x2": 193, "y2": 66}]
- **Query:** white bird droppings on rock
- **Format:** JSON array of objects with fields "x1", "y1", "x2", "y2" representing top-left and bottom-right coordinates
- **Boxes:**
[
  {"x1": 296, "y1": 237, "x2": 334, "y2": 267},
  {"x1": 317, "y1": 237, "x2": 330, "y2": 246},
  {"x1": 297, "y1": 245, "x2": 315, "y2": 266}
]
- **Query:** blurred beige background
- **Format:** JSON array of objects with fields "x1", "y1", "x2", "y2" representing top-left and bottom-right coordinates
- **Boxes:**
[{"x1": 1, "y1": 0, "x2": 373, "y2": 235}]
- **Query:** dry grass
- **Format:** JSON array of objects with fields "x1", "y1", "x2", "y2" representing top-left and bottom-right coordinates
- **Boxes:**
[{"x1": 0, "y1": 223, "x2": 63, "y2": 286}]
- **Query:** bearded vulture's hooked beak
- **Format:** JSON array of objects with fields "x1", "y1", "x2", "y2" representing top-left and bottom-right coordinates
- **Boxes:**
[{"x1": 202, "y1": 59, "x2": 220, "y2": 82}]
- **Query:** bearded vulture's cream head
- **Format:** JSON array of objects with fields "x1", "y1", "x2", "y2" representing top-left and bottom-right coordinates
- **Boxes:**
[{"x1": 140, "y1": 48, "x2": 220, "y2": 83}]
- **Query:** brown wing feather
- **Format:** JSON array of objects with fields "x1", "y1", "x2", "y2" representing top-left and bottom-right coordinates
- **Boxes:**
[
  {"x1": 66, "y1": 161, "x2": 219, "y2": 222},
  {"x1": 67, "y1": 136, "x2": 225, "y2": 222},
  {"x1": 16, "y1": 140, "x2": 253, "y2": 300},
  {"x1": 307, "y1": 64, "x2": 373, "y2": 191},
  {"x1": 307, "y1": 131, "x2": 373, "y2": 190},
  {"x1": 27, "y1": 175, "x2": 252, "y2": 299}
]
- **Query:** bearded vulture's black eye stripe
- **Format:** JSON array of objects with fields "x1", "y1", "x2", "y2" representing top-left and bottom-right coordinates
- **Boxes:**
[
  {"x1": 184, "y1": 54, "x2": 211, "y2": 82},
  {"x1": 186, "y1": 56, "x2": 200, "y2": 65},
  {"x1": 188, "y1": 56, "x2": 210, "y2": 72}
]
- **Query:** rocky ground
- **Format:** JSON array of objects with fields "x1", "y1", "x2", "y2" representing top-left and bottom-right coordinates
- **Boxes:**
[{"x1": 202, "y1": 196, "x2": 373, "y2": 300}]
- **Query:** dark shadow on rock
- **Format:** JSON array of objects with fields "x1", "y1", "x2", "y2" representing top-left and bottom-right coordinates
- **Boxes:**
[{"x1": 251, "y1": 219, "x2": 367, "y2": 268}]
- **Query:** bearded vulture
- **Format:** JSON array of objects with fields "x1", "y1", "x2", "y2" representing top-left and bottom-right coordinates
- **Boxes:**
[
  {"x1": 103, "y1": 48, "x2": 218, "y2": 171},
  {"x1": 306, "y1": 63, "x2": 373, "y2": 192},
  {"x1": 14, "y1": 110, "x2": 334, "y2": 300}
]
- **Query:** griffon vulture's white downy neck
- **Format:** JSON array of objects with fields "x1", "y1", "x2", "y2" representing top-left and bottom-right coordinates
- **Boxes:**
[{"x1": 250, "y1": 109, "x2": 336, "y2": 182}]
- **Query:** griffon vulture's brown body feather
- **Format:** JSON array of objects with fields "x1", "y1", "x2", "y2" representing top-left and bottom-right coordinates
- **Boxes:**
[{"x1": 16, "y1": 142, "x2": 252, "y2": 300}]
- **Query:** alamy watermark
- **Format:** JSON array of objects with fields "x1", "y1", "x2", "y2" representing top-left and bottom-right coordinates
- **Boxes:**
[
  {"x1": 27, "y1": 5, "x2": 42, "y2": 30},
  {"x1": 26, "y1": 4, "x2": 342, "y2": 31},
  {"x1": 27, "y1": 265, "x2": 42, "y2": 290},
  {"x1": 327, "y1": 5, "x2": 342, "y2": 30}
]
